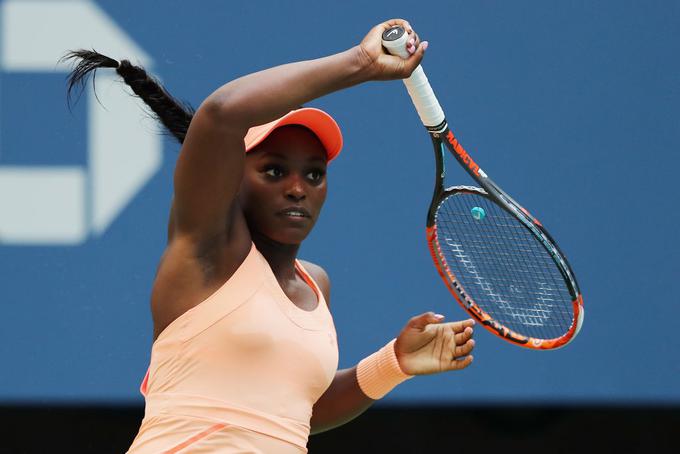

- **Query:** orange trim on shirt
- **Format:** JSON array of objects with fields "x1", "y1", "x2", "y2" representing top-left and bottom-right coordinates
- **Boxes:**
[
  {"x1": 163, "y1": 423, "x2": 226, "y2": 454},
  {"x1": 295, "y1": 261, "x2": 320, "y2": 301}
]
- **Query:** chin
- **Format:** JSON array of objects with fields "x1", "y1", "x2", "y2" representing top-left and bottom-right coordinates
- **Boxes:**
[
  {"x1": 270, "y1": 218, "x2": 316, "y2": 245},
  {"x1": 257, "y1": 226, "x2": 311, "y2": 246},
  {"x1": 249, "y1": 213, "x2": 318, "y2": 246},
  {"x1": 272, "y1": 230, "x2": 310, "y2": 245}
]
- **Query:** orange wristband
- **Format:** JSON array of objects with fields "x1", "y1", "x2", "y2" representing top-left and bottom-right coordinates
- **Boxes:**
[{"x1": 356, "y1": 339, "x2": 413, "y2": 399}]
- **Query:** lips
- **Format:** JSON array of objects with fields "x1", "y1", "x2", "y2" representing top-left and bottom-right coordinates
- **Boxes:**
[{"x1": 277, "y1": 206, "x2": 311, "y2": 219}]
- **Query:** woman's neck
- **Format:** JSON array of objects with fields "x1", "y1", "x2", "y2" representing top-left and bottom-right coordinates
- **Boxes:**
[{"x1": 251, "y1": 232, "x2": 300, "y2": 280}]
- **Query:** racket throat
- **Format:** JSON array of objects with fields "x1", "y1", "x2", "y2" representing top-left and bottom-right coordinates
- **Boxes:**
[{"x1": 426, "y1": 137, "x2": 447, "y2": 228}]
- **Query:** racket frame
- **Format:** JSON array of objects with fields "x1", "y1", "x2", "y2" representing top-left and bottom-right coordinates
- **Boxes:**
[
  {"x1": 426, "y1": 121, "x2": 583, "y2": 349},
  {"x1": 381, "y1": 25, "x2": 584, "y2": 349}
]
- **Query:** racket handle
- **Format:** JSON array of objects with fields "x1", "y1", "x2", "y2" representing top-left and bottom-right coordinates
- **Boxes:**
[{"x1": 381, "y1": 26, "x2": 445, "y2": 128}]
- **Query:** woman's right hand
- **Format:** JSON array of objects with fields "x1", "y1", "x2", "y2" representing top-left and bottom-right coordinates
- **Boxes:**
[{"x1": 357, "y1": 18, "x2": 428, "y2": 81}]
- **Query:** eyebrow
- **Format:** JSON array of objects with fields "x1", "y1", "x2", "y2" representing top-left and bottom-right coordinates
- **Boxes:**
[
  {"x1": 262, "y1": 151, "x2": 326, "y2": 164},
  {"x1": 264, "y1": 152, "x2": 287, "y2": 160}
]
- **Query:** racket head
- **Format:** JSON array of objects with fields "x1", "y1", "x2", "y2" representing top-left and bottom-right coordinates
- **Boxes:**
[{"x1": 427, "y1": 185, "x2": 584, "y2": 349}]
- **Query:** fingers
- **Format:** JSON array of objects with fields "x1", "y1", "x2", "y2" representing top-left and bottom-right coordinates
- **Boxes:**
[
  {"x1": 453, "y1": 335, "x2": 475, "y2": 358},
  {"x1": 380, "y1": 18, "x2": 425, "y2": 60},
  {"x1": 408, "y1": 312, "x2": 445, "y2": 331},
  {"x1": 407, "y1": 32, "x2": 422, "y2": 55},
  {"x1": 383, "y1": 18, "x2": 412, "y2": 34},
  {"x1": 450, "y1": 354, "x2": 474, "y2": 371},
  {"x1": 448, "y1": 318, "x2": 476, "y2": 333},
  {"x1": 408, "y1": 314, "x2": 475, "y2": 333},
  {"x1": 447, "y1": 324, "x2": 474, "y2": 358},
  {"x1": 454, "y1": 326, "x2": 474, "y2": 346},
  {"x1": 448, "y1": 322, "x2": 475, "y2": 371},
  {"x1": 400, "y1": 39, "x2": 428, "y2": 76},
  {"x1": 363, "y1": 18, "x2": 427, "y2": 80}
]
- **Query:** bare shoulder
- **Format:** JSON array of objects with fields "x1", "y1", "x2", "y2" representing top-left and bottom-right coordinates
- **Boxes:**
[{"x1": 299, "y1": 260, "x2": 331, "y2": 306}]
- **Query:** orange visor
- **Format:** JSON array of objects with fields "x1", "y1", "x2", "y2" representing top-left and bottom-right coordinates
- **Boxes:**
[{"x1": 243, "y1": 107, "x2": 343, "y2": 162}]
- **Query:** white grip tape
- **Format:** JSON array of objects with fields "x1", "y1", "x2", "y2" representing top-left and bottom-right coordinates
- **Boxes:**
[
  {"x1": 381, "y1": 28, "x2": 445, "y2": 127},
  {"x1": 402, "y1": 66, "x2": 445, "y2": 127}
]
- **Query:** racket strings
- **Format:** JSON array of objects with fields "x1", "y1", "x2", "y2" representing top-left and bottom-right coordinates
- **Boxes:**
[{"x1": 435, "y1": 191, "x2": 574, "y2": 340}]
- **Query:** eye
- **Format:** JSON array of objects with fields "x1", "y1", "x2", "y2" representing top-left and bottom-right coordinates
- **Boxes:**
[
  {"x1": 306, "y1": 169, "x2": 326, "y2": 182},
  {"x1": 264, "y1": 165, "x2": 284, "y2": 178}
]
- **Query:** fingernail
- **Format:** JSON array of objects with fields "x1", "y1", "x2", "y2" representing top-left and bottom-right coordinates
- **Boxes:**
[
  {"x1": 408, "y1": 38, "x2": 415, "y2": 46},
  {"x1": 422, "y1": 41, "x2": 429, "y2": 51},
  {"x1": 434, "y1": 313, "x2": 445, "y2": 320}
]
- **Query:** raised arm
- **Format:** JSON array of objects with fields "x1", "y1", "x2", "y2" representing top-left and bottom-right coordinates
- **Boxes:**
[
  {"x1": 172, "y1": 19, "x2": 426, "y2": 242},
  {"x1": 64, "y1": 19, "x2": 425, "y2": 245}
]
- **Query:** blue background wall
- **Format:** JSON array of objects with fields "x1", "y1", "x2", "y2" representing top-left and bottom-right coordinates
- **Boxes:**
[{"x1": 1, "y1": 0, "x2": 679, "y2": 404}]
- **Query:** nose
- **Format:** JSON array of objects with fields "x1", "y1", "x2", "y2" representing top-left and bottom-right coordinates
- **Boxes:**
[{"x1": 285, "y1": 174, "x2": 306, "y2": 202}]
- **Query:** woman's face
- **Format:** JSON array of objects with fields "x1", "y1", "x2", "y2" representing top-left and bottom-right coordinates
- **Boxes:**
[{"x1": 238, "y1": 125, "x2": 328, "y2": 245}]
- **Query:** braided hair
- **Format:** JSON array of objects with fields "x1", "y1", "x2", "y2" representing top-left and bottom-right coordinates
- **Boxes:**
[{"x1": 62, "y1": 50, "x2": 194, "y2": 144}]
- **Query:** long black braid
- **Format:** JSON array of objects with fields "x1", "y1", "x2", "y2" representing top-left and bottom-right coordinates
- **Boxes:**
[{"x1": 62, "y1": 49, "x2": 194, "y2": 144}]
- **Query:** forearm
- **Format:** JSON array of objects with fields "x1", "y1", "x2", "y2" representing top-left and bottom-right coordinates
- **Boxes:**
[
  {"x1": 205, "y1": 46, "x2": 372, "y2": 131},
  {"x1": 311, "y1": 339, "x2": 413, "y2": 434},
  {"x1": 310, "y1": 367, "x2": 374, "y2": 434}
]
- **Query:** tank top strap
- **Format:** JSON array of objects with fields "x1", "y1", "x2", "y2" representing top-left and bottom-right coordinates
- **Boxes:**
[
  {"x1": 293, "y1": 259, "x2": 333, "y2": 324},
  {"x1": 294, "y1": 260, "x2": 322, "y2": 303}
]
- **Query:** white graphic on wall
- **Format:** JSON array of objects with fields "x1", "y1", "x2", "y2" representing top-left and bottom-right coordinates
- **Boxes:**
[{"x1": 0, "y1": 0, "x2": 161, "y2": 245}]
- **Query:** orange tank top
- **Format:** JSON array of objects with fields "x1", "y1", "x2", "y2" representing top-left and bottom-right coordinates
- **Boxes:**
[{"x1": 127, "y1": 243, "x2": 339, "y2": 453}]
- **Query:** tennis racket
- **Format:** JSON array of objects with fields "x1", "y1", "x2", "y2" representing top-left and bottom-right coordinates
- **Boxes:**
[{"x1": 382, "y1": 26, "x2": 583, "y2": 349}]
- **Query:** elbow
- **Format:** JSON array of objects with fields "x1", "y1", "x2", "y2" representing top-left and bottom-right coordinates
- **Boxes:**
[{"x1": 198, "y1": 88, "x2": 249, "y2": 134}]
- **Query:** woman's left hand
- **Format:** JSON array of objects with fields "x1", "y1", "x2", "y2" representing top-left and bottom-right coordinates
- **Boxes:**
[{"x1": 394, "y1": 312, "x2": 476, "y2": 375}]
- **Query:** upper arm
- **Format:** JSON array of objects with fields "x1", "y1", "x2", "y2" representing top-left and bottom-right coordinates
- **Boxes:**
[
  {"x1": 172, "y1": 98, "x2": 248, "y2": 240},
  {"x1": 300, "y1": 260, "x2": 331, "y2": 307},
  {"x1": 167, "y1": 198, "x2": 176, "y2": 244}
]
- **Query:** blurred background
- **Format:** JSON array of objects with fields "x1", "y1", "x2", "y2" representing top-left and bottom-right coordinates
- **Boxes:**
[{"x1": 1, "y1": 0, "x2": 678, "y2": 452}]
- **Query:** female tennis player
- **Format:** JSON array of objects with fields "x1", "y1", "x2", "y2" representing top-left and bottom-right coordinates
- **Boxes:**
[{"x1": 65, "y1": 19, "x2": 475, "y2": 453}]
